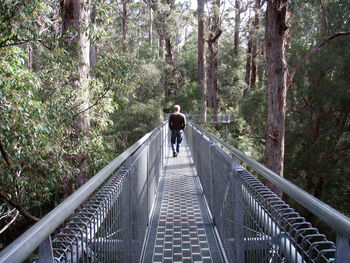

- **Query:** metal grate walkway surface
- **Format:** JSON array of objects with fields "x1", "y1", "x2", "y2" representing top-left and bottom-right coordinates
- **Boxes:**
[{"x1": 142, "y1": 137, "x2": 224, "y2": 263}]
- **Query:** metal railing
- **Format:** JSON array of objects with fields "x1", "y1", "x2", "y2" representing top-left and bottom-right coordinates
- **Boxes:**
[
  {"x1": 0, "y1": 122, "x2": 168, "y2": 263},
  {"x1": 2, "y1": 119, "x2": 350, "y2": 263},
  {"x1": 185, "y1": 122, "x2": 350, "y2": 263}
]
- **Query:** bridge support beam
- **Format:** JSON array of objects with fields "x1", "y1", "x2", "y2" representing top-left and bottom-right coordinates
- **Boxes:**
[
  {"x1": 38, "y1": 236, "x2": 54, "y2": 263},
  {"x1": 336, "y1": 234, "x2": 350, "y2": 262}
]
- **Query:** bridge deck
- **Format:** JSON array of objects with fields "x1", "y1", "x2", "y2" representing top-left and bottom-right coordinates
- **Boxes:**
[{"x1": 142, "y1": 137, "x2": 224, "y2": 263}]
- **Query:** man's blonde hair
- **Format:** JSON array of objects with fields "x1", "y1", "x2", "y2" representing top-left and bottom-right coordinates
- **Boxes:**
[{"x1": 174, "y1": 105, "x2": 180, "y2": 112}]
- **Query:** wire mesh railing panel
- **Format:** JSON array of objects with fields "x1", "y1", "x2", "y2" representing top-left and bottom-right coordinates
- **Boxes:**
[
  {"x1": 51, "y1": 169, "x2": 131, "y2": 262},
  {"x1": 185, "y1": 122, "x2": 338, "y2": 263},
  {"x1": 238, "y1": 169, "x2": 336, "y2": 262},
  {"x1": 147, "y1": 130, "x2": 162, "y2": 216},
  {"x1": 49, "y1": 126, "x2": 165, "y2": 263},
  {"x1": 210, "y1": 144, "x2": 236, "y2": 262},
  {"x1": 198, "y1": 134, "x2": 213, "y2": 212},
  {"x1": 128, "y1": 145, "x2": 149, "y2": 263}
]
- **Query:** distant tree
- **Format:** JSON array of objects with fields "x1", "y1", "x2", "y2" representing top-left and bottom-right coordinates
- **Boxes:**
[
  {"x1": 145, "y1": 0, "x2": 179, "y2": 100},
  {"x1": 197, "y1": 0, "x2": 207, "y2": 121},
  {"x1": 234, "y1": 0, "x2": 241, "y2": 55},
  {"x1": 207, "y1": 0, "x2": 222, "y2": 117}
]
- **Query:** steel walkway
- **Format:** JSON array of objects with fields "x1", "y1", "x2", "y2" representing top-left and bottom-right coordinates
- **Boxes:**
[
  {"x1": 142, "y1": 137, "x2": 224, "y2": 263},
  {"x1": 1, "y1": 120, "x2": 349, "y2": 263}
]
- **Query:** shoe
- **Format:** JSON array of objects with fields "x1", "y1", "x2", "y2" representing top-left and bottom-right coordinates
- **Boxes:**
[{"x1": 173, "y1": 152, "x2": 177, "y2": 157}]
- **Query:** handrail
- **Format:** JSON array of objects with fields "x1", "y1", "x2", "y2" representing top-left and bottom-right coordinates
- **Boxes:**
[
  {"x1": 0, "y1": 124, "x2": 163, "y2": 263},
  {"x1": 191, "y1": 122, "x2": 350, "y2": 240}
]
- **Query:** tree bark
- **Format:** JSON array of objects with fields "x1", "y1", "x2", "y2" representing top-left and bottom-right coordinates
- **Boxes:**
[
  {"x1": 250, "y1": 0, "x2": 260, "y2": 89},
  {"x1": 244, "y1": 39, "x2": 252, "y2": 89},
  {"x1": 62, "y1": 0, "x2": 91, "y2": 189},
  {"x1": 90, "y1": 5, "x2": 97, "y2": 68},
  {"x1": 198, "y1": 0, "x2": 207, "y2": 121},
  {"x1": 164, "y1": 36, "x2": 178, "y2": 96},
  {"x1": 122, "y1": 0, "x2": 128, "y2": 53},
  {"x1": 159, "y1": 36, "x2": 164, "y2": 59},
  {"x1": 149, "y1": 6, "x2": 153, "y2": 46},
  {"x1": 207, "y1": 0, "x2": 221, "y2": 116},
  {"x1": 234, "y1": 0, "x2": 241, "y2": 55},
  {"x1": 258, "y1": 47, "x2": 264, "y2": 89},
  {"x1": 265, "y1": 0, "x2": 289, "y2": 197},
  {"x1": 149, "y1": 0, "x2": 178, "y2": 99}
]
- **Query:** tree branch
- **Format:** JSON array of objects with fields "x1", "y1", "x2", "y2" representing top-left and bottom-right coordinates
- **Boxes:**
[
  {"x1": 0, "y1": 191, "x2": 40, "y2": 222},
  {"x1": 0, "y1": 139, "x2": 12, "y2": 168},
  {"x1": 319, "y1": 0, "x2": 328, "y2": 38},
  {"x1": 0, "y1": 210, "x2": 19, "y2": 235},
  {"x1": 287, "y1": 32, "x2": 350, "y2": 90},
  {"x1": 74, "y1": 87, "x2": 111, "y2": 118},
  {"x1": 207, "y1": 28, "x2": 223, "y2": 44}
]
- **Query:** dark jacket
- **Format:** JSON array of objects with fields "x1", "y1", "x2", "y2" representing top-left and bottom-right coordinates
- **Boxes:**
[{"x1": 169, "y1": 112, "x2": 186, "y2": 130}]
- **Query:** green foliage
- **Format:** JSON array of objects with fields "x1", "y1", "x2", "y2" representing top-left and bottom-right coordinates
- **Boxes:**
[
  {"x1": 240, "y1": 88, "x2": 266, "y2": 139},
  {"x1": 135, "y1": 62, "x2": 163, "y2": 102},
  {"x1": 0, "y1": 0, "x2": 61, "y2": 48},
  {"x1": 176, "y1": 81, "x2": 202, "y2": 114},
  {"x1": 218, "y1": 38, "x2": 246, "y2": 110},
  {"x1": 285, "y1": 0, "x2": 350, "y2": 223},
  {"x1": 109, "y1": 100, "x2": 164, "y2": 151}
]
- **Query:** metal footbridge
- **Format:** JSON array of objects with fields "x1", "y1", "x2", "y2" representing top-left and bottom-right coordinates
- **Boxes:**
[{"x1": 1, "y1": 118, "x2": 350, "y2": 262}]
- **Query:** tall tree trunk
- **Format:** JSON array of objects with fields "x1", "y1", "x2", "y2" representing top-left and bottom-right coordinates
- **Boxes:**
[
  {"x1": 234, "y1": 0, "x2": 241, "y2": 54},
  {"x1": 149, "y1": 6, "x2": 153, "y2": 46},
  {"x1": 62, "y1": 0, "x2": 91, "y2": 189},
  {"x1": 250, "y1": 0, "x2": 261, "y2": 89},
  {"x1": 207, "y1": 0, "x2": 221, "y2": 116},
  {"x1": 158, "y1": 36, "x2": 164, "y2": 59},
  {"x1": 164, "y1": 36, "x2": 178, "y2": 96},
  {"x1": 258, "y1": 46, "x2": 264, "y2": 89},
  {"x1": 90, "y1": 5, "x2": 97, "y2": 68},
  {"x1": 175, "y1": 18, "x2": 180, "y2": 59},
  {"x1": 207, "y1": 42, "x2": 214, "y2": 108},
  {"x1": 149, "y1": 0, "x2": 178, "y2": 99},
  {"x1": 207, "y1": 41, "x2": 219, "y2": 115},
  {"x1": 122, "y1": 0, "x2": 128, "y2": 53},
  {"x1": 244, "y1": 39, "x2": 252, "y2": 91},
  {"x1": 265, "y1": 0, "x2": 289, "y2": 197},
  {"x1": 198, "y1": 0, "x2": 207, "y2": 121}
]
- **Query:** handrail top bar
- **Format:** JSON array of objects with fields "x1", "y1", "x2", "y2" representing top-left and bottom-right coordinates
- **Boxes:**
[
  {"x1": 0, "y1": 123, "x2": 165, "y2": 263},
  {"x1": 190, "y1": 121, "x2": 350, "y2": 240}
]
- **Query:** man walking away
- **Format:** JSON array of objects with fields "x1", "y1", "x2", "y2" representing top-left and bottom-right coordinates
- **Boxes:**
[{"x1": 169, "y1": 105, "x2": 186, "y2": 157}]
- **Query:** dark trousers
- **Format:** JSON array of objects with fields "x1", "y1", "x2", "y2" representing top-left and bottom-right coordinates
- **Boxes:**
[{"x1": 170, "y1": 129, "x2": 183, "y2": 153}]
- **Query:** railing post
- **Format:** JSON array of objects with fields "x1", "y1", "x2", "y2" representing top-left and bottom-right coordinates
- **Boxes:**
[
  {"x1": 232, "y1": 157, "x2": 245, "y2": 263},
  {"x1": 336, "y1": 233, "x2": 350, "y2": 262},
  {"x1": 208, "y1": 139, "x2": 215, "y2": 215},
  {"x1": 38, "y1": 236, "x2": 54, "y2": 263}
]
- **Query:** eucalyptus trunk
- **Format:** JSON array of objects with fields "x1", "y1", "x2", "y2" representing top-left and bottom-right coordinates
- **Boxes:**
[
  {"x1": 265, "y1": 0, "x2": 289, "y2": 197},
  {"x1": 234, "y1": 0, "x2": 241, "y2": 54},
  {"x1": 250, "y1": 0, "x2": 261, "y2": 89},
  {"x1": 159, "y1": 36, "x2": 164, "y2": 59},
  {"x1": 149, "y1": 7, "x2": 153, "y2": 46},
  {"x1": 198, "y1": 0, "x2": 207, "y2": 121},
  {"x1": 122, "y1": 0, "x2": 128, "y2": 53},
  {"x1": 62, "y1": 0, "x2": 91, "y2": 189},
  {"x1": 244, "y1": 39, "x2": 252, "y2": 91},
  {"x1": 164, "y1": 36, "x2": 178, "y2": 97},
  {"x1": 207, "y1": 0, "x2": 221, "y2": 117}
]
